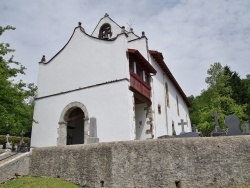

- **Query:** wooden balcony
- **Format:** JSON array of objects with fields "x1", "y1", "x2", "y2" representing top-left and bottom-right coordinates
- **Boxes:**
[{"x1": 130, "y1": 71, "x2": 151, "y2": 100}]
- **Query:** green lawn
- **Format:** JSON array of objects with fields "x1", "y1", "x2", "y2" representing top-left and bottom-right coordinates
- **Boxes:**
[
  {"x1": 0, "y1": 176, "x2": 80, "y2": 188},
  {"x1": 0, "y1": 176, "x2": 249, "y2": 188}
]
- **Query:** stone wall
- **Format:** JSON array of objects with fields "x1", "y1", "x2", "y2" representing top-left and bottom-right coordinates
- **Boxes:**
[
  {"x1": 29, "y1": 136, "x2": 250, "y2": 188},
  {"x1": 0, "y1": 152, "x2": 30, "y2": 184}
]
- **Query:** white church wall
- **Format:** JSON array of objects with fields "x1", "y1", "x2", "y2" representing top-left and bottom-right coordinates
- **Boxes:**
[
  {"x1": 165, "y1": 76, "x2": 192, "y2": 135},
  {"x1": 149, "y1": 57, "x2": 168, "y2": 138},
  {"x1": 135, "y1": 103, "x2": 149, "y2": 140},
  {"x1": 128, "y1": 38, "x2": 149, "y2": 60},
  {"x1": 31, "y1": 80, "x2": 134, "y2": 147},
  {"x1": 127, "y1": 32, "x2": 139, "y2": 41},
  {"x1": 149, "y1": 56, "x2": 191, "y2": 137},
  {"x1": 91, "y1": 16, "x2": 123, "y2": 39},
  {"x1": 37, "y1": 28, "x2": 129, "y2": 98}
]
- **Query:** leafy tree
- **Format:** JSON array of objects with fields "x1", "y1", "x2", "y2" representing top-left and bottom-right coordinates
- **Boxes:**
[
  {"x1": 0, "y1": 26, "x2": 36, "y2": 136},
  {"x1": 241, "y1": 75, "x2": 250, "y2": 121},
  {"x1": 189, "y1": 62, "x2": 247, "y2": 136}
]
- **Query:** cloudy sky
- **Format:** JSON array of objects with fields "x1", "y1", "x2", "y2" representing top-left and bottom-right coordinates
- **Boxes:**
[{"x1": 1, "y1": 0, "x2": 250, "y2": 97}]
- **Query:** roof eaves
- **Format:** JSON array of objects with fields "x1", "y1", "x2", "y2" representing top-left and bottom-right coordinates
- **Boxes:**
[
  {"x1": 128, "y1": 49, "x2": 157, "y2": 74},
  {"x1": 149, "y1": 50, "x2": 191, "y2": 107}
]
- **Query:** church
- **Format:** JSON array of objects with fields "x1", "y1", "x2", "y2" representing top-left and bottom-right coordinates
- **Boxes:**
[{"x1": 31, "y1": 14, "x2": 191, "y2": 147}]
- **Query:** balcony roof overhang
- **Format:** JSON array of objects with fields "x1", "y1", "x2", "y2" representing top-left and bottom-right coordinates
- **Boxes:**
[{"x1": 128, "y1": 49, "x2": 157, "y2": 74}]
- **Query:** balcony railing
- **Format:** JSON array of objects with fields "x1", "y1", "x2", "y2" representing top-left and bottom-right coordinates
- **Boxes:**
[{"x1": 130, "y1": 71, "x2": 151, "y2": 100}]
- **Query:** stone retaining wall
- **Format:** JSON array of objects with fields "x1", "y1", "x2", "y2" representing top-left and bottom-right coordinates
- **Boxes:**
[
  {"x1": 0, "y1": 152, "x2": 30, "y2": 184},
  {"x1": 29, "y1": 136, "x2": 250, "y2": 188}
]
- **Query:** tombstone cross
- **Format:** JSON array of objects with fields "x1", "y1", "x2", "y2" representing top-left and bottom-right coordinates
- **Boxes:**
[
  {"x1": 178, "y1": 119, "x2": 187, "y2": 134},
  {"x1": 6, "y1": 134, "x2": 10, "y2": 143},
  {"x1": 212, "y1": 110, "x2": 219, "y2": 127},
  {"x1": 192, "y1": 124, "x2": 199, "y2": 132},
  {"x1": 242, "y1": 122, "x2": 250, "y2": 133},
  {"x1": 20, "y1": 131, "x2": 25, "y2": 142}
]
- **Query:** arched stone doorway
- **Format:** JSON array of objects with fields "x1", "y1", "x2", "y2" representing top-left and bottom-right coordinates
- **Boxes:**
[
  {"x1": 57, "y1": 102, "x2": 89, "y2": 146},
  {"x1": 67, "y1": 108, "x2": 84, "y2": 145}
]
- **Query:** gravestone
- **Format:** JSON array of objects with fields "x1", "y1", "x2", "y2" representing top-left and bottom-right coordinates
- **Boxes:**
[
  {"x1": 87, "y1": 117, "x2": 99, "y2": 143},
  {"x1": 2, "y1": 140, "x2": 6, "y2": 149},
  {"x1": 211, "y1": 125, "x2": 226, "y2": 137},
  {"x1": 176, "y1": 120, "x2": 199, "y2": 138},
  {"x1": 242, "y1": 122, "x2": 250, "y2": 134},
  {"x1": 211, "y1": 110, "x2": 226, "y2": 137},
  {"x1": 212, "y1": 110, "x2": 219, "y2": 127},
  {"x1": 176, "y1": 132, "x2": 199, "y2": 138},
  {"x1": 225, "y1": 114, "x2": 250, "y2": 136},
  {"x1": 225, "y1": 114, "x2": 242, "y2": 136},
  {"x1": 6, "y1": 134, "x2": 11, "y2": 149},
  {"x1": 192, "y1": 124, "x2": 199, "y2": 133},
  {"x1": 18, "y1": 131, "x2": 26, "y2": 152},
  {"x1": 178, "y1": 119, "x2": 187, "y2": 135}
]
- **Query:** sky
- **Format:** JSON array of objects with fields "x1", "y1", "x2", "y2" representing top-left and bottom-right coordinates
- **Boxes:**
[{"x1": 1, "y1": 0, "x2": 250, "y2": 97}]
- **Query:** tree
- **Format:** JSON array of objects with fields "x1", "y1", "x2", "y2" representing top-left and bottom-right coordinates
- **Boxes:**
[
  {"x1": 189, "y1": 62, "x2": 247, "y2": 136},
  {"x1": 0, "y1": 25, "x2": 36, "y2": 136}
]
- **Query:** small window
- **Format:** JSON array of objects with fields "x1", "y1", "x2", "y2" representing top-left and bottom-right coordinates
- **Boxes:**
[
  {"x1": 165, "y1": 82, "x2": 170, "y2": 108},
  {"x1": 145, "y1": 74, "x2": 150, "y2": 85},
  {"x1": 172, "y1": 121, "x2": 176, "y2": 135},
  {"x1": 136, "y1": 64, "x2": 143, "y2": 79},
  {"x1": 99, "y1": 23, "x2": 112, "y2": 39},
  {"x1": 158, "y1": 104, "x2": 161, "y2": 115},
  {"x1": 176, "y1": 96, "x2": 180, "y2": 116}
]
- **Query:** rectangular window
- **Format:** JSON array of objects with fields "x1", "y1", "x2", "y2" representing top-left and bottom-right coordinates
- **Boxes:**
[
  {"x1": 136, "y1": 64, "x2": 143, "y2": 79},
  {"x1": 176, "y1": 96, "x2": 180, "y2": 116},
  {"x1": 145, "y1": 74, "x2": 150, "y2": 85},
  {"x1": 165, "y1": 83, "x2": 170, "y2": 108},
  {"x1": 158, "y1": 104, "x2": 161, "y2": 115}
]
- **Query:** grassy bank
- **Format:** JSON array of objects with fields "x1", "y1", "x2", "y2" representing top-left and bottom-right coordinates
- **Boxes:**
[{"x1": 0, "y1": 176, "x2": 80, "y2": 188}]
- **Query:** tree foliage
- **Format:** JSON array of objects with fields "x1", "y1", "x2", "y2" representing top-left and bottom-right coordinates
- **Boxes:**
[
  {"x1": 189, "y1": 62, "x2": 249, "y2": 136},
  {"x1": 0, "y1": 26, "x2": 36, "y2": 136}
]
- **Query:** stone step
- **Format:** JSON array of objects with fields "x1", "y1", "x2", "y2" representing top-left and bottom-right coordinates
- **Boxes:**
[
  {"x1": 0, "y1": 151, "x2": 15, "y2": 161},
  {"x1": 0, "y1": 152, "x2": 22, "y2": 166}
]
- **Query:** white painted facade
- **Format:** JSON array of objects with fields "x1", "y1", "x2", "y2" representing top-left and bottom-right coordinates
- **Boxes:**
[{"x1": 31, "y1": 14, "x2": 191, "y2": 147}]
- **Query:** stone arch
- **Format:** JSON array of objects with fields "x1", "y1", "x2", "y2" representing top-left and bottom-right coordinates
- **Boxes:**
[{"x1": 57, "y1": 102, "x2": 89, "y2": 146}]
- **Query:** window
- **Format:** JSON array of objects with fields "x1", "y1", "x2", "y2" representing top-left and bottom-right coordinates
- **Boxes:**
[
  {"x1": 145, "y1": 74, "x2": 150, "y2": 85},
  {"x1": 176, "y1": 96, "x2": 180, "y2": 116},
  {"x1": 99, "y1": 23, "x2": 112, "y2": 39},
  {"x1": 136, "y1": 64, "x2": 143, "y2": 79},
  {"x1": 172, "y1": 121, "x2": 176, "y2": 135},
  {"x1": 158, "y1": 104, "x2": 161, "y2": 115},
  {"x1": 165, "y1": 82, "x2": 170, "y2": 108}
]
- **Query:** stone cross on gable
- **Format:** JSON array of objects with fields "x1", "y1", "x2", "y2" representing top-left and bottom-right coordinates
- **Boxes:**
[
  {"x1": 178, "y1": 119, "x2": 187, "y2": 134},
  {"x1": 242, "y1": 122, "x2": 250, "y2": 133},
  {"x1": 212, "y1": 110, "x2": 219, "y2": 127}
]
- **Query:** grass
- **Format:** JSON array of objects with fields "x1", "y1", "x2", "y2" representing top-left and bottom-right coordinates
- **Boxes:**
[
  {"x1": 0, "y1": 176, "x2": 80, "y2": 188},
  {"x1": 0, "y1": 176, "x2": 249, "y2": 188}
]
